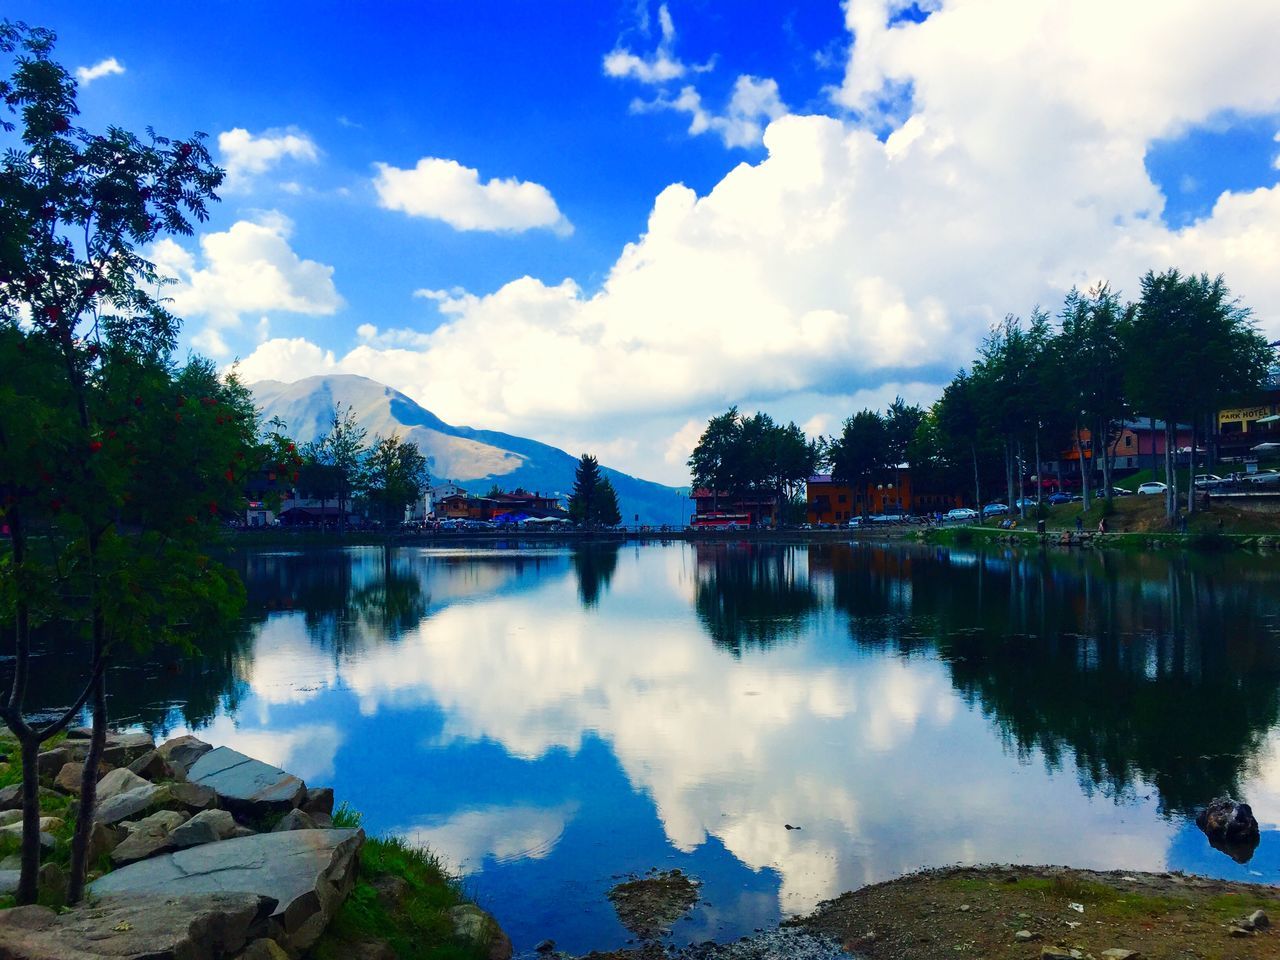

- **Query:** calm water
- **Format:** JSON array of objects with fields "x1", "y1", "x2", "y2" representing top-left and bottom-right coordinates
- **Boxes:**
[{"x1": 26, "y1": 541, "x2": 1280, "y2": 952}]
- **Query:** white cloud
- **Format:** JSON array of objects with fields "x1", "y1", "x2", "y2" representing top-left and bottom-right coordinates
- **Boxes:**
[
  {"x1": 235, "y1": 337, "x2": 337, "y2": 383},
  {"x1": 603, "y1": 3, "x2": 707, "y2": 85},
  {"x1": 373, "y1": 158, "x2": 572, "y2": 235},
  {"x1": 242, "y1": 0, "x2": 1280, "y2": 485},
  {"x1": 153, "y1": 212, "x2": 342, "y2": 351},
  {"x1": 218, "y1": 127, "x2": 319, "y2": 192},
  {"x1": 634, "y1": 74, "x2": 788, "y2": 148},
  {"x1": 75, "y1": 57, "x2": 124, "y2": 86}
]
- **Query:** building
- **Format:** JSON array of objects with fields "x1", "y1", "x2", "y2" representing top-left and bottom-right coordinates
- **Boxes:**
[
  {"x1": 436, "y1": 490, "x2": 565, "y2": 521},
  {"x1": 1053, "y1": 420, "x2": 1194, "y2": 477},
  {"x1": 804, "y1": 472, "x2": 961, "y2": 524},
  {"x1": 1216, "y1": 371, "x2": 1280, "y2": 460},
  {"x1": 689, "y1": 489, "x2": 779, "y2": 527}
]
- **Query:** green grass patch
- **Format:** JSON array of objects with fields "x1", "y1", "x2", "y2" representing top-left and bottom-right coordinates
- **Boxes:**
[{"x1": 313, "y1": 808, "x2": 485, "y2": 960}]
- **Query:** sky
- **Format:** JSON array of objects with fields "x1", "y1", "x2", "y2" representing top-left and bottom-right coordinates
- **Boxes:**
[{"x1": 10, "y1": 0, "x2": 1280, "y2": 485}]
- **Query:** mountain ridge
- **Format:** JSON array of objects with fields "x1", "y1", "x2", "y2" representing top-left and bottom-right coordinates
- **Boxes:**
[{"x1": 249, "y1": 374, "x2": 685, "y2": 525}]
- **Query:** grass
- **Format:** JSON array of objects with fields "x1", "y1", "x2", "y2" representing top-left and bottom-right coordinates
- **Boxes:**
[{"x1": 313, "y1": 805, "x2": 488, "y2": 960}]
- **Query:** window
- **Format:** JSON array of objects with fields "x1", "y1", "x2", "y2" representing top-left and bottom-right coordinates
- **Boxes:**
[
  {"x1": 1124, "y1": 435, "x2": 1133, "y2": 448},
  {"x1": 837, "y1": 494, "x2": 847, "y2": 503}
]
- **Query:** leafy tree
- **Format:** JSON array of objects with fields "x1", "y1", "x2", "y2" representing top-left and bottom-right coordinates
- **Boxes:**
[
  {"x1": 0, "y1": 21, "x2": 256, "y2": 903},
  {"x1": 687, "y1": 408, "x2": 740, "y2": 511},
  {"x1": 568, "y1": 454, "x2": 602, "y2": 526},
  {"x1": 688, "y1": 409, "x2": 816, "y2": 526},
  {"x1": 934, "y1": 370, "x2": 988, "y2": 507},
  {"x1": 829, "y1": 410, "x2": 888, "y2": 516},
  {"x1": 595, "y1": 475, "x2": 622, "y2": 528},
  {"x1": 363, "y1": 433, "x2": 429, "y2": 527},
  {"x1": 302, "y1": 403, "x2": 367, "y2": 531},
  {"x1": 884, "y1": 397, "x2": 925, "y2": 468},
  {"x1": 1127, "y1": 270, "x2": 1273, "y2": 520}
]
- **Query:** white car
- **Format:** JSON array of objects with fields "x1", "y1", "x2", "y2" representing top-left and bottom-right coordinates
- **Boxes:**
[
  {"x1": 945, "y1": 508, "x2": 978, "y2": 521},
  {"x1": 1194, "y1": 474, "x2": 1223, "y2": 488},
  {"x1": 1136, "y1": 481, "x2": 1168, "y2": 495}
]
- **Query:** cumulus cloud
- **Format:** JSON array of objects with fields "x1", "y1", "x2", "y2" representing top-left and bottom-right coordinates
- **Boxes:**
[
  {"x1": 153, "y1": 212, "x2": 342, "y2": 356},
  {"x1": 633, "y1": 74, "x2": 788, "y2": 148},
  {"x1": 373, "y1": 158, "x2": 572, "y2": 235},
  {"x1": 75, "y1": 57, "x2": 125, "y2": 86},
  {"x1": 242, "y1": 0, "x2": 1280, "y2": 484},
  {"x1": 603, "y1": 3, "x2": 708, "y2": 85},
  {"x1": 218, "y1": 127, "x2": 319, "y2": 192}
]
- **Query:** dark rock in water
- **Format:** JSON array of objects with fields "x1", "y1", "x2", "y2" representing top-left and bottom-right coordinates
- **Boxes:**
[
  {"x1": 607, "y1": 870, "x2": 701, "y2": 940},
  {"x1": 1196, "y1": 797, "x2": 1260, "y2": 863},
  {"x1": 534, "y1": 939, "x2": 556, "y2": 953}
]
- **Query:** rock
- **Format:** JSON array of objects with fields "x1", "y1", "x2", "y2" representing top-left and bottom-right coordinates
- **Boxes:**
[
  {"x1": 85, "y1": 820, "x2": 119, "y2": 863},
  {"x1": 0, "y1": 784, "x2": 59, "y2": 812},
  {"x1": 0, "y1": 856, "x2": 18, "y2": 870},
  {"x1": 229, "y1": 825, "x2": 257, "y2": 839},
  {"x1": 371, "y1": 874, "x2": 408, "y2": 908},
  {"x1": 0, "y1": 810, "x2": 20, "y2": 827},
  {"x1": 303, "y1": 786, "x2": 334, "y2": 817},
  {"x1": 451, "y1": 904, "x2": 514, "y2": 960},
  {"x1": 35, "y1": 748, "x2": 69, "y2": 780},
  {"x1": 1229, "y1": 925, "x2": 1253, "y2": 937},
  {"x1": 1015, "y1": 930, "x2": 1040, "y2": 942},
  {"x1": 170, "y1": 781, "x2": 219, "y2": 812},
  {"x1": 310, "y1": 811, "x2": 334, "y2": 829},
  {"x1": 0, "y1": 870, "x2": 18, "y2": 896},
  {"x1": 157, "y1": 734, "x2": 215, "y2": 769},
  {"x1": 127, "y1": 749, "x2": 173, "y2": 782},
  {"x1": 345, "y1": 941, "x2": 397, "y2": 960},
  {"x1": 109, "y1": 731, "x2": 157, "y2": 764},
  {"x1": 170, "y1": 809, "x2": 238, "y2": 849},
  {"x1": 36, "y1": 862, "x2": 65, "y2": 902},
  {"x1": 272, "y1": 808, "x2": 316, "y2": 832},
  {"x1": 1249, "y1": 909, "x2": 1270, "y2": 929},
  {"x1": 93, "y1": 783, "x2": 173, "y2": 826},
  {"x1": 188, "y1": 746, "x2": 307, "y2": 816},
  {"x1": 1100, "y1": 950, "x2": 1140, "y2": 960},
  {"x1": 89, "y1": 828, "x2": 364, "y2": 952},
  {"x1": 96, "y1": 766, "x2": 151, "y2": 803},
  {"x1": 110, "y1": 810, "x2": 189, "y2": 867},
  {"x1": 52, "y1": 761, "x2": 111, "y2": 795},
  {"x1": 1041, "y1": 949, "x2": 1075, "y2": 960},
  {"x1": 238, "y1": 939, "x2": 292, "y2": 960},
  {"x1": 1196, "y1": 797, "x2": 1261, "y2": 863},
  {"x1": 0, "y1": 893, "x2": 269, "y2": 960},
  {"x1": 535, "y1": 939, "x2": 556, "y2": 953},
  {"x1": 0, "y1": 818, "x2": 61, "y2": 840}
]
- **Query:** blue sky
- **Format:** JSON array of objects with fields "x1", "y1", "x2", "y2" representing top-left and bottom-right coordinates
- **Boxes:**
[{"x1": 7, "y1": 1, "x2": 1280, "y2": 483}]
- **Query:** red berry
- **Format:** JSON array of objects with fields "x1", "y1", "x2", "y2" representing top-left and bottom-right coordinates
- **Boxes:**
[{"x1": 89, "y1": 441, "x2": 103, "y2": 453}]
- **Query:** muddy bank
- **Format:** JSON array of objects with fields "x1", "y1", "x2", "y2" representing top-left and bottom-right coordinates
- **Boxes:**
[{"x1": 794, "y1": 864, "x2": 1280, "y2": 960}]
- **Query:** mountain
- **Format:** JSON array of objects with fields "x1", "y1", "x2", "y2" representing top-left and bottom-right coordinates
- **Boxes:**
[{"x1": 249, "y1": 374, "x2": 686, "y2": 525}]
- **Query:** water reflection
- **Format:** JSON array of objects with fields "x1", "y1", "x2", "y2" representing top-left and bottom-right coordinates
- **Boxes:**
[{"x1": 13, "y1": 540, "x2": 1280, "y2": 953}]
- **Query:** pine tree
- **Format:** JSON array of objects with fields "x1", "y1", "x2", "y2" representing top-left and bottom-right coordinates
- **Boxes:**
[
  {"x1": 595, "y1": 475, "x2": 622, "y2": 527},
  {"x1": 568, "y1": 454, "x2": 602, "y2": 525}
]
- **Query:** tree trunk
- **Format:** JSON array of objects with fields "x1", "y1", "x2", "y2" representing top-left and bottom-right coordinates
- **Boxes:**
[
  {"x1": 1005, "y1": 441, "x2": 1015, "y2": 516},
  {"x1": 1164, "y1": 421, "x2": 1176, "y2": 521},
  {"x1": 1077, "y1": 423, "x2": 1091, "y2": 512},
  {"x1": 1187, "y1": 420, "x2": 1197, "y2": 516},
  {"x1": 971, "y1": 443, "x2": 980, "y2": 509},
  {"x1": 67, "y1": 657, "x2": 107, "y2": 904},
  {"x1": 1016, "y1": 439, "x2": 1026, "y2": 519},
  {"x1": 1034, "y1": 428, "x2": 1042, "y2": 507},
  {"x1": 16, "y1": 738, "x2": 40, "y2": 904}
]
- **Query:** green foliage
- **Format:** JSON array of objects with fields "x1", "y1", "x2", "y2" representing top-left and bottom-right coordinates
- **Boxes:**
[
  {"x1": 687, "y1": 409, "x2": 818, "y2": 524},
  {"x1": 829, "y1": 409, "x2": 888, "y2": 496},
  {"x1": 302, "y1": 403, "x2": 367, "y2": 528},
  {"x1": 568, "y1": 454, "x2": 603, "y2": 526},
  {"x1": 363, "y1": 433, "x2": 429, "y2": 526}
]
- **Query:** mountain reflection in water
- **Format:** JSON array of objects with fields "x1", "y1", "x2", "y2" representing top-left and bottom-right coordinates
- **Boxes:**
[{"x1": 11, "y1": 541, "x2": 1280, "y2": 953}]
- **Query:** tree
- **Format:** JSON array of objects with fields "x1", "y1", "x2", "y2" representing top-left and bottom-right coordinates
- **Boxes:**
[
  {"x1": 363, "y1": 433, "x2": 428, "y2": 527},
  {"x1": 302, "y1": 403, "x2": 367, "y2": 531},
  {"x1": 595, "y1": 475, "x2": 622, "y2": 528},
  {"x1": 829, "y1": 410, "x2": 888, "y2": 516},
  {"x1": 935, "y1": 370, "x2": 988, "y2": 508},
  {"x1": 687, "y1": 408, "x2": 741, "y2": 511},
  {"x1": 568, "y1": 454, "x2": 602, "y2": 526},
  {"x1": 0, "y1": 21, "x2": 251, "y2": 903},
  {"x1": 1127, "y1": 270, "x2": 1272, "y2": 521}
]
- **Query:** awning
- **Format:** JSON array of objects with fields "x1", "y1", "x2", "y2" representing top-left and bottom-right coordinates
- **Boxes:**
[{"x1": 1256, "y1": 414, "x2": 1280, "y2": 424}]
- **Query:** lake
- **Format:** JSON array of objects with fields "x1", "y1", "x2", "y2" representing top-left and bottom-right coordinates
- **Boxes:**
[{"x1": 24, "y1": 540, "x2": 1280, "y2": 953}]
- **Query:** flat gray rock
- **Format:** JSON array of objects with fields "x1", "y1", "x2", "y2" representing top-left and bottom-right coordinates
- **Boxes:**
[
  {"x1": 0, "y1": 893, "x2": 268, "y2": 960},
  {"x1": 89, "y1": 828, "x2": 364, "y2": 952},
  {"x1": 170, "y1": 809, "x2": 237, "y2": 849},
  {"x1": 157, "y1": 735, "x2": 214, "y2": 770},
  {"x1": 94, "y1": 783, "x2": 173, "y2": 826},
  {"x1": 187, "y1": 746, "x2": 306, "y2": 815}
]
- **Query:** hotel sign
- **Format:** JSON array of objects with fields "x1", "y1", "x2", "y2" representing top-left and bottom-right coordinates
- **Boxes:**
[{"x1": 1218, "y1": 405, "x2": 1273, "y2": 426}]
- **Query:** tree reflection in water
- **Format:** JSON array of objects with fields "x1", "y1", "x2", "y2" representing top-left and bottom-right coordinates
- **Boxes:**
[
  {"x1": 810, "y1": 543, "x2": 1280, "y2": 816},
  {"x1": 571, "y1": 543, "x2": 621, "y2": 608},
  {"x1": 693, "y1": 543, "x2": 818, "y2": 656}
]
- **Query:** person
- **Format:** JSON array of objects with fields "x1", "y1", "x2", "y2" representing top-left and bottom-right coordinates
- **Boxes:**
[
  {"x1": 1179, "y1": 512, "x2": 1188, "y2": 534},
  {"x1": 1075, "y1": 515, "x2": 1083, "y2": 533},
  {"x1": 1097, "y1": 516, "x2": 1107, "y2": 534}
]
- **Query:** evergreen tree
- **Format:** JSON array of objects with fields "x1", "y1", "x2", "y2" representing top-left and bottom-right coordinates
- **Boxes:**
[
  {"x1": 595, "y1": 476, "x2": 622, "y2": 527},
  {"x1": 568, "y1": 453, "x2": 602, "y2": 525}
]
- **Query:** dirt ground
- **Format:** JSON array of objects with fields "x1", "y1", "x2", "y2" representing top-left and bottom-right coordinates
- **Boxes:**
[{"x1": 794, "y1": 865, "x2": 1280, "y2": 960}]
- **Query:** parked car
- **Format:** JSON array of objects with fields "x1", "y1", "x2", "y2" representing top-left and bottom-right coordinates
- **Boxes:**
[
  {"x1": 1109, "y1": 486, "x2": 1132, "y2": 497},
  {"x1": 945, "y1": 507, "x2": 978, "y2": 521},
  {"x1": 870, "y1": 513, "x2": 905, "y2": 524},
  {"x1": 1194, "y1": 474, "x2": 1224, "y2": 488},
  {"x1": 982, "y1": 502, "x2": 1009, "y2": 517},
  {"x1": 1136, "y1": 481, "x2": 1168, "y2": 495},
  {"x1": 1248, "y1": 469, "x2": 1280, "y2": 485},
  {"x1": 1047, "y1": 492, "x2": 1073, "y2": 505}
]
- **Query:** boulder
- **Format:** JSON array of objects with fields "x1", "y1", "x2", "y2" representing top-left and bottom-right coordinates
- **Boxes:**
[
  {"x1": 170, "y1": 781, "x2": 218, "y2": 812},
  {"x1": 238, "y1": 939, "x2": 291, "y2": 960},
  {"x1": 90, "y1": 829, "x2": 364, "y2": 952},
  {"x1": 187, "y1": 746, "x2": 306, "y2": 816},
  {"x1": 302, "y1": 787, "x2": 334, "y2": 817},
  {"x1": 36, "y1": 862, "x2": 65, "y2": 903},
  {"x1": 0, "y1": 870, "x2": 18, "y2": 896},
  {"x1": 0, "y1": 893, "x2": 270, "y2": 960},
  {"x1": 110, "y1": 731, "x2": 157, "y2": 764},
  {"x1": 85, "y1": 820, "x2": 120, "y2": 863},
  {"x1": 93, "y1": 783, "x2": 173, "y2": 826},
  {"x1": 158, "y1": 734, "x2": 215, "y2": 770},
  {"x1": 1196, "y1": 797, "x2": 1261, "y2": 863},
  {"x1": 451, "y1": 904, "x2": 514, "y2": 960},
  {"x1": 170, "y1": 809, "x2": 238, "y2": 849},
  {"x1": 127, "y1": 749, "x2": 174, "y2": 782},
  {"x1": 0, "y1": 784, "x2": 58, "y2": 812},
  {"x1": 53, "y1": 760, "x2": 112, "y2": 795},
  {"x1": 35, "y1": 748, "x2": 70, "y2": 780},
  {"x1": 0, "y1": 810, "x2": 22, "y2": 828},
  {"x1": 310, "y1": 811, "x2": 334, "y2": 829},
  {"x1": 96, "y1": 767, "x2": 151, "y2": 803},
  {"x1": 271, "y1": 809, "x2": 316, "y2": 832}
]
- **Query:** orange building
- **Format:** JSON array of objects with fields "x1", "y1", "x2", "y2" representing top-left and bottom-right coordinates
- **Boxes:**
[{"x1": 805, "y1": 472, "x2": 961, "y2": 524}]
